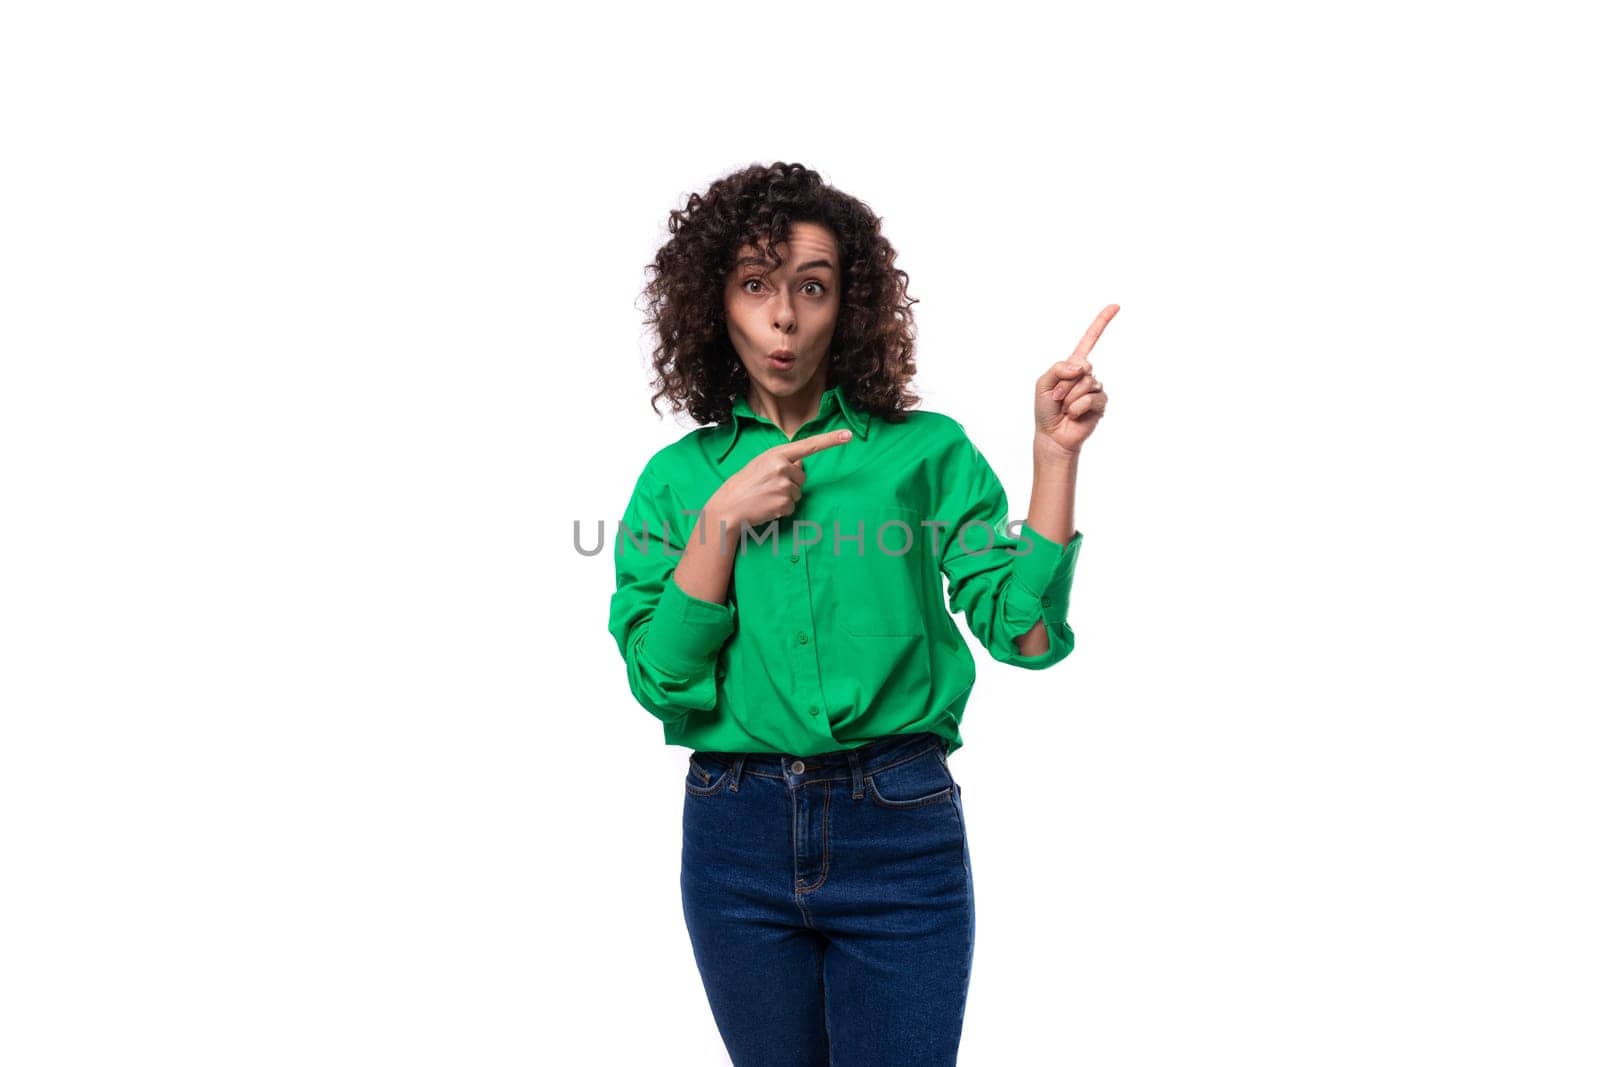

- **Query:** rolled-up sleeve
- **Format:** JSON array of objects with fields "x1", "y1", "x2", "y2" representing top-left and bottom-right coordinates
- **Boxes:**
[
  {"x1": 607, "y1": 465, "x2": 737, "y2": 723},
  {"x1": 937, "y1": 433, "x2": 1082, "y2": 670}
]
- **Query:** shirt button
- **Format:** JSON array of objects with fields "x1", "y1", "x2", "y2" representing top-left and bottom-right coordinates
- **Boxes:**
[
  {"x1": 790, "y1": 760, "x2": 805, "y2": 774},
  {"x1": 1042, "y1": 595, "x2": 1052, "y2": 607},
  {"x1": 790, "y1": 553, "x2": 799, "y2": 563},
  {"x1": 797, "y1": 632, "x2": 808, "y2": 645}
]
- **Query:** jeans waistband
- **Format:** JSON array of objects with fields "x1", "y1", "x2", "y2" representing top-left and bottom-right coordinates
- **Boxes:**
[{"x1": 692, "y1": 730, "x2": 948, "y2": 789}]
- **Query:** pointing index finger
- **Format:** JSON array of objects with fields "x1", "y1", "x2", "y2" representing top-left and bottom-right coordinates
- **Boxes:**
[
  {"x1": 774, "y1": 428, "x2": 853, "y2": 460},
  {"x1": 1070, "y1": 303, "x2": 1121, "y2": 361}
]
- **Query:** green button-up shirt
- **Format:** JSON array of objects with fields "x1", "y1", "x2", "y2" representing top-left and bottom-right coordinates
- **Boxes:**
[{"x1": 608, "y1": 383, "x2": 1084, "y2": 757}]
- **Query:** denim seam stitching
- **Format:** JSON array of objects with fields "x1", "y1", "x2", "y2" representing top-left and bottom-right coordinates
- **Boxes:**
[
  {"x1": 863, "y1": 773, "x2": 954, "y2": 810},
  {"x1": 795, "y1": 785, "x2": 831, "y2": 894}
]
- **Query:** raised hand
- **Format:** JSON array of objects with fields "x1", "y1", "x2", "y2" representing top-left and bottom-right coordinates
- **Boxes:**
[{"x1": 1035, "y1": 303, "x2": 1117, "y2": 457}]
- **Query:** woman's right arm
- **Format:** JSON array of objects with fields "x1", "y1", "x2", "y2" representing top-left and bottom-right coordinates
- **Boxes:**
[{"x1": 607, "y1": 465, "x2": 739, "y2": 725}]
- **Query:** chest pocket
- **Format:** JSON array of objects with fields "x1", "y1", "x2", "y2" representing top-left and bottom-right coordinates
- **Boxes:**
[{"x1": 818, "y1": 505, "x2": 927, "y2": 637}]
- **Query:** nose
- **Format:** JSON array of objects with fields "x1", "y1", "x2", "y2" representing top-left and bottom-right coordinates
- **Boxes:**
[{"x1": 771, "y1": 290, "x2": 795, "y2": 332}]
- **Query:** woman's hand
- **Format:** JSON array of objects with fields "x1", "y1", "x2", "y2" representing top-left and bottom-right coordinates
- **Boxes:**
[
  {"x1": 705, "y1": 428, "x2": 854, "y2": 534},
  {"x1": 1035, "y1": 303, "x2": 1117, "y2": 459}
]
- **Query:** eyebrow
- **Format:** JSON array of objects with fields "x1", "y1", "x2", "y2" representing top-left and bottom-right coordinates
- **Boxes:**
[{"x1": 736, "y1": 256, "x2": 836, "y2": 273}]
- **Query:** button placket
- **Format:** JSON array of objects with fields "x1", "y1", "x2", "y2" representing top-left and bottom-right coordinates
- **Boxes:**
[{"x1": 785, "y1": 521, "x2": 827, "y2": 723}]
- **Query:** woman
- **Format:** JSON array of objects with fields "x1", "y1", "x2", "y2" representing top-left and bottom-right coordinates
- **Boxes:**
[{"x1": 607, "y1": 161, "x2": 1112, "y2": 1066}]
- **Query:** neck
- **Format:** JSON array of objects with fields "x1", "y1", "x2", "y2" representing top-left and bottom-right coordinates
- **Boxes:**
[{"x1": 749, "y1": 371, "x2": 829, "y2": 440}]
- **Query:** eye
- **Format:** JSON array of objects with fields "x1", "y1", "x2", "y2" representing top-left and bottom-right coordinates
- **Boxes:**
[
  {"x1": 803, "y1": 281, "x2": 828, "y2": 296},
  {"x1": 741, "y1": 278, "x2": 764, "y2": 293}
]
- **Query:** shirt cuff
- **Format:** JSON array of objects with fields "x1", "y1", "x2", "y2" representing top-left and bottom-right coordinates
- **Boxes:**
[
  {"x1": 641, "y1": 573, "x2": 738, "y2": 674},
  {"x1": 1012, "y1": 523, "x2": 1083, "y2": 614}
]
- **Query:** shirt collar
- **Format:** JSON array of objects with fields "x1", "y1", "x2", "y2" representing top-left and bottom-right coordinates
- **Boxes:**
[{"x1": 713, "y1": 383, "x2": 871, "y2": 464}]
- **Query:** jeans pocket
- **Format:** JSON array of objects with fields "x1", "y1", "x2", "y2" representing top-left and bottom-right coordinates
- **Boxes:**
[
  {"x1": 864, "y1": 743, "x2": 955, "y2": 809},
  {"x1": 685, "y1": 754, "x2": 733, "y2": 797}
]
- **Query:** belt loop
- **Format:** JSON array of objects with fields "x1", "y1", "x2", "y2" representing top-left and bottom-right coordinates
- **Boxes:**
[
  {"x1": 848, "y1": 748, "x2": 864, "y2": 800},
  {"x1": 730, "y1": 754, "x2": 746, "y2": 792}
]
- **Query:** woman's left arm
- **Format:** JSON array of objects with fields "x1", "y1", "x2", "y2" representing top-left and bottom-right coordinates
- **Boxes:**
[{"x1": 1015, "y1": 304, "x2": 1116, "y2": 657}]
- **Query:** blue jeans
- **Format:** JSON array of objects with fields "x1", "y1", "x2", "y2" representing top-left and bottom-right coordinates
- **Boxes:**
[{"x1": 680, "y1": 730, "x2": 975, "y2": 1066}]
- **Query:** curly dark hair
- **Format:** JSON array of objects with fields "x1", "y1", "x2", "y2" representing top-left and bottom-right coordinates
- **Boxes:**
[{"x1": 640, "y1": 161, "x2": 920, "y2": 427}]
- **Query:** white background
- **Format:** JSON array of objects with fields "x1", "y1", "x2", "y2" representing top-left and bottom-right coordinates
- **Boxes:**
[{"x1": 4, "y1": 2, "x2": 1596, "y2": 1064}]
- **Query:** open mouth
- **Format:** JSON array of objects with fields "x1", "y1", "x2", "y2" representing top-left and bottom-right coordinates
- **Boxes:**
[{"x1": 769, "y1": 353, "x2": 796, "y2": 370}]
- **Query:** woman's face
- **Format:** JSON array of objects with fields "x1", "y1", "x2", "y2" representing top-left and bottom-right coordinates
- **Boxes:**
[{"x1": 723, "y1": 221, "x2": 842, "y2": 403}]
